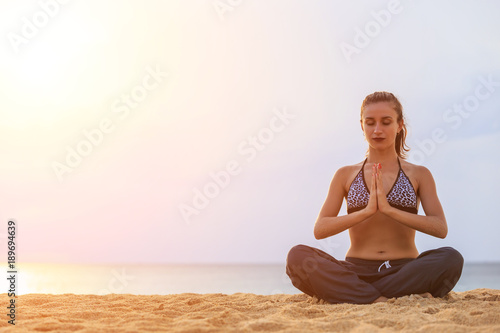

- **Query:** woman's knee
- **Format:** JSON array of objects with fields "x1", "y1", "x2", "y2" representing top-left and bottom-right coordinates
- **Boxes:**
[
  {"x1": 286, "y1": 244, "x2": 314, "y2": 268},
  {"x1": 429, "y1": 247, "x2": 464, "y2": 289},
  {"x1": 286, "y1": 244, "x2": 326, "y2": 278},
  {"x1": 428, "y1": 247, "x2": 464, "y2": 297},
  {"x1": 437, "y1": 247, "x2": 464, "y2": 271},
  {"x1": 414, "y1": 246, "x2": 464, "y2": 281},
  {"x1": 445, "y1": 247, "x2": 464, "y2": 282}
]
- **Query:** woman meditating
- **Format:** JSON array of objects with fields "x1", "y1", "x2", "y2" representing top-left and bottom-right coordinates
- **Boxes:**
[{"x1": 286, "y1": 91, "x2": 464, "y2": 304}]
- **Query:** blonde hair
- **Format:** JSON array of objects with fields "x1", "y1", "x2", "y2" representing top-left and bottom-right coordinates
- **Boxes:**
[{"x1": 360, "y1": 91, "x2": 410, "y2": 159}]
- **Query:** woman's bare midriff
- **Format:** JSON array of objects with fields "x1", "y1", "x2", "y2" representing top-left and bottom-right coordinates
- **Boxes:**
[{"x1": 345, "y1": 211, "x2": 419, "y2": 260}]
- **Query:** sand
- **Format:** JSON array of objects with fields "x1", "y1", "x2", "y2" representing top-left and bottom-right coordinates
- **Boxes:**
[{"x1": 1, "y1": 289, "x2": 499, "y2": 332}]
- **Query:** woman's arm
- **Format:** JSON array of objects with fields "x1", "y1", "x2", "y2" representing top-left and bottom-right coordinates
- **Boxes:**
[
  {"x1": 314, "y1": 166, "x2": 377, "y2": 239},
  {"x1": 377, "y1": 165, "x2": 448, "y2": 238}
]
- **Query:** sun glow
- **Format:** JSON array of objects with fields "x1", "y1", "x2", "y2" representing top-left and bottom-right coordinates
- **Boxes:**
[{"x1": 1, "y1": 3, "x2": 114, "y2": 129}]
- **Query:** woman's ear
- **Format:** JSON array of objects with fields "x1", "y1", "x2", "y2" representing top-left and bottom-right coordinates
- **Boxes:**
[{"x1": 398, "y1": 119, "x2": 404, "y2": 133}]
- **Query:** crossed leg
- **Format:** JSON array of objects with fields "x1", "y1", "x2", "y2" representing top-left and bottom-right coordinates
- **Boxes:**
[
  {"x1": 371, "y1": 247, "x2": 464, "y2": 299},
  {"x1": 286, "y1": 245, "x2": 464, "y2": 304}
]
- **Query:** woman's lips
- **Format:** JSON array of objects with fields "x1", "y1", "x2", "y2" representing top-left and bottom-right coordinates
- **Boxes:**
[{"x1": 373, "y1": 138, "x2": 385, "y2": 142}]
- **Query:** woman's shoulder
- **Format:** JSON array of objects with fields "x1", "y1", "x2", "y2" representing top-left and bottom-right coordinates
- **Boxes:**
[
  {"x1": 399, "y1": 158, "x2": 436, "y2": 192},
  {"x1": 399, "y1": 158, "x2": 433, "y2": 175},
  {"x1": 332, "y1": 160, "x2": 366, "y2": 187},
  {"x1": 335, "y1": 159, "x2": 366, "y2": 175}
]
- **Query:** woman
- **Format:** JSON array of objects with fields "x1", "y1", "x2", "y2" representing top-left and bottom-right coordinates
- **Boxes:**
[{"x1": 286, "y1": 91, "x2": 464, "y2": 304}]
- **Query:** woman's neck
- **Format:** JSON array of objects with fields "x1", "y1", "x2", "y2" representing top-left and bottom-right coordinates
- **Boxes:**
[{"x1": 366, "y1": 148, "x2": 399, "y2": 165}]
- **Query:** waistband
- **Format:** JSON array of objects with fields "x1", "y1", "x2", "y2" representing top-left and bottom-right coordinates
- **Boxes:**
[{"x1": 345, "y1": 256, "x2": 415, "y2": 266}]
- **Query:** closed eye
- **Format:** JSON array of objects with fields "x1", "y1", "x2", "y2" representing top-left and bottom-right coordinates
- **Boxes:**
[{"x1": 366, "y1": 122, "x2": 392, "y2": 125}]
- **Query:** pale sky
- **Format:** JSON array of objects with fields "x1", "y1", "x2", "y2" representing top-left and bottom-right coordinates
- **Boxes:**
[{"x1": 0, "y1": 0, "x2": 499, "y2": 264}]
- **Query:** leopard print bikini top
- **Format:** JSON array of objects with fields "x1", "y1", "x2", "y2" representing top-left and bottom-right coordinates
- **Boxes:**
[{"x1": 346, "y1": 157, "x2": 418, "y2": 214}]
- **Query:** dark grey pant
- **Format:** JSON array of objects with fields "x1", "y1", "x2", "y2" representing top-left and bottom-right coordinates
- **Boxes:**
[{"x1": 286, "y1": 244, "x2": 464, "y2": 304}]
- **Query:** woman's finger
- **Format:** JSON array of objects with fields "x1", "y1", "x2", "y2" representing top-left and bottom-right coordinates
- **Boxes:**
[
  {"x1": 372, "y1": 165, "x2": 377, "y2": 188},
  {"x1": 374, "y1": 165, "x2": 382, "y2": 195}
]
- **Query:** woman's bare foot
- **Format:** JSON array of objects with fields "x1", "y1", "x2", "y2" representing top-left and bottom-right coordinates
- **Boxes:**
[
  {"x1": 418, "y1": 292, "x2": 433, "y2": 298},
  {"x1": 372, "y1": 296, "x2": 388, "y2": 303}
]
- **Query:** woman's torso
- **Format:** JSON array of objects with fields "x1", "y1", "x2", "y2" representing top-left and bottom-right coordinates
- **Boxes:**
[{"x1": 343, "y1": 158, "x2": 421, "y2": 260}]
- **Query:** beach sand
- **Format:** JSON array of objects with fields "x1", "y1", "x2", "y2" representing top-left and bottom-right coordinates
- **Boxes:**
[{"x1": 1, "y1": 288, "x2": 499, "y2": 332}]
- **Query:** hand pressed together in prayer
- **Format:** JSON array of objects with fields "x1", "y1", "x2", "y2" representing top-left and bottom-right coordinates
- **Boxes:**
[{"x1": 364, "y1": 163, "x2": 392, "y2": 216}]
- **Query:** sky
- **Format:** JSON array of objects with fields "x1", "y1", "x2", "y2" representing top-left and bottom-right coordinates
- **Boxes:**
[{"x1": 0, "y1": 0, "x2": 499, "y2": 265}]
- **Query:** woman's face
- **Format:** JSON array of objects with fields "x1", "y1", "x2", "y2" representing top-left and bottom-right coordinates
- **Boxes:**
[{"x1": 360, "y1": 101, "x2": 402, "y2": 149}]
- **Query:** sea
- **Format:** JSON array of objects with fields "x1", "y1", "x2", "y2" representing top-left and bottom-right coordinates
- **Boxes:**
[{"x1": 4, "y1": 262, "x2": 500, "y2": 295}]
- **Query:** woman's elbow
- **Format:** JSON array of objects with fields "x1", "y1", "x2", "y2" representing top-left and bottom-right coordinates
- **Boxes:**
[
  {"x1": 435, "y1": 230, "x2": 447, "y2": 239},
  {"x1": 440, "y1": 226, "x2": 448, "y2": 239},
  {"x1": 313, "y1": 227, "x2": 322, "y2": 240},
  {"x1": 437, "y1": 221, "x2": 448, "y2": 239},
  {"x1": 313, "y1": 222, "x2": 325, "y2": 240}
]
